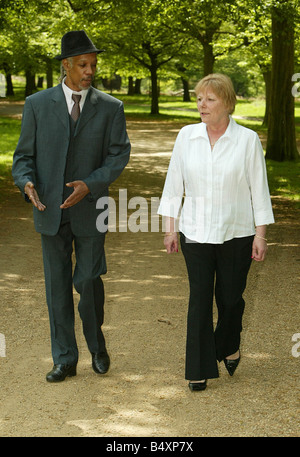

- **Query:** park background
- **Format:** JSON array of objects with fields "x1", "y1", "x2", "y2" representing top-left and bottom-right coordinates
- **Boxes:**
[{"x1": 0, "y1": 0, "x2": 299, "y2": 438}]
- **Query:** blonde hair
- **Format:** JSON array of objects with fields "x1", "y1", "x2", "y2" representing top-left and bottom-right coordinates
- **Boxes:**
[{"x1": 195, "y1": 73, "x2": 236, "y2": 114}]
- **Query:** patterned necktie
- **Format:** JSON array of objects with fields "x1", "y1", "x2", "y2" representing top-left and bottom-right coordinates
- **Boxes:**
[{"x1": 71, "y1": 94, "x2": 81, "y2": 121}]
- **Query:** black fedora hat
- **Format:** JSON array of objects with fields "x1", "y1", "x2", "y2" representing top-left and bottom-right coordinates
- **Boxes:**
[{"x1": 55, "y1": 30, "x2": 104, "y2": 60}]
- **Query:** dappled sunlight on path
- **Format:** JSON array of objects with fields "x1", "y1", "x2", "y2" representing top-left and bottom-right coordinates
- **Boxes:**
[{"x1": 0, "y1": 119, "x2": 299, "y2": 437}]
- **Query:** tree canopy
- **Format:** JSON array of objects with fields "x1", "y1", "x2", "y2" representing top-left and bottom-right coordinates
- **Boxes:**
[{"x1": 0, "y1": 0, "x2": 299, "y2": 160}]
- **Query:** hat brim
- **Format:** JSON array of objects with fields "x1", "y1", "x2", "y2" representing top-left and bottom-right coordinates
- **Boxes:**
[{"x1": 55, "y1": 48, "x2": 105, "y2": 60}]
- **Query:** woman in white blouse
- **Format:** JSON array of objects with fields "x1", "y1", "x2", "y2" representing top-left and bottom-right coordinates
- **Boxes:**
[{"x1": 158, "y1": 74, "x2": 274, "y2": 391}]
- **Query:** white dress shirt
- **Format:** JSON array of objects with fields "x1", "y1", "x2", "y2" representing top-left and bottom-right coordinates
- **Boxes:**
[
  {"x1": 158, "y1": 116, "x2": 275, "y2": 244},
  {"x1": 62, "y1": 78, "x2": 89, "y2": 114}
]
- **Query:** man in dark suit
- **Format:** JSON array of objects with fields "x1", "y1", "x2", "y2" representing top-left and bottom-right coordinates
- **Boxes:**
[{"x1": 12, "y1": 31, "x2": 130, "y2": 382}]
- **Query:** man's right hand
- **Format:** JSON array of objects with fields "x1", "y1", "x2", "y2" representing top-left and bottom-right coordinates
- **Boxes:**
[{"x1": 24, "y1": 181, "x2": 46, "y2": 212}]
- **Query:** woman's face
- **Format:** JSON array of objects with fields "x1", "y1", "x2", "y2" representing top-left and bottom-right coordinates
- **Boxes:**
[{"x1": 197, "y1": 89, "x2": 229, "y2": 126}]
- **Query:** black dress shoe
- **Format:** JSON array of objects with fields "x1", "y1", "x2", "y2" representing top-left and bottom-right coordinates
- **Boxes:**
[
  {"x1": 92, "y1": 351, "x2": 110, "y2": 374},
  {"x1": 46, "y1": 364, "x2": 77, "y2": 382},
  {"x1": 224, "y1": 354, "x2": 240, "y2": 376},
  {"x1": 188, "y1": 380, "x2": 207, "y2": 391}
]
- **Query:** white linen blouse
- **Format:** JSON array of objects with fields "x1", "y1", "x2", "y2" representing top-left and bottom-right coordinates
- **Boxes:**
[{"x1": 158, "y1": 116, "x2": 275, "y2": 244}]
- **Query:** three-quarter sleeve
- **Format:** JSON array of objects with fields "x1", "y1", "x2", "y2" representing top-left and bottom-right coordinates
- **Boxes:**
[
  {"x1": 157, "y1": 130, "x2": 184, "y2": 218},
  {"x1": 247, "y1": 134, "x2": 275, "y2": 227}
]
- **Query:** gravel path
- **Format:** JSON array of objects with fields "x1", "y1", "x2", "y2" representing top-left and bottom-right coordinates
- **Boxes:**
[{"x1": 0, "y1": 103, "x2": 299, "y2": 437}]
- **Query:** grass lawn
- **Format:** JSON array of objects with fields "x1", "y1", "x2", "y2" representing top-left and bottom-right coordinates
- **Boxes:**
[
  {"x1": 0, "y1": 95, "x2": 299, "y2": 206},
  {"x1": 0, "y1": 117, "x2": 21, "y2": 189}
]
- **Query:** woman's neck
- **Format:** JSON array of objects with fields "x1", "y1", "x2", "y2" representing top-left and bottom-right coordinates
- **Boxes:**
[
  {"x1": 207, "y1": 117, "x2": 229, "y2": 136},
  {"x1": 206, "y1": 117, "x2": 230, "y2": 146}
]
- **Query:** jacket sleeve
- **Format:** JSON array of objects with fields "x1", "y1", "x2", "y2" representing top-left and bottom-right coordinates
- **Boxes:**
[
  {"x1": 83, "y1": 102, "x2": 130, "y2": 199},
  {"x1": 12, "y1": 97, "x2": 37, "y2": 201}
]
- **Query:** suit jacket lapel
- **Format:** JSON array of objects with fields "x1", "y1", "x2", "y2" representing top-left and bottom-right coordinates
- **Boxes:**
[
  {"x1": 51, "y1": 85, "x2": 69, "y2": 132},
  {"x1": 75, "y1": 88, "x2": 97, "y2": 136}
]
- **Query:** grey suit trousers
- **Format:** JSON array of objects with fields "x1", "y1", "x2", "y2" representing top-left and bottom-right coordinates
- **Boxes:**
[{"x1": 41, "y1": 220, "x2": 107, "y2": 365}]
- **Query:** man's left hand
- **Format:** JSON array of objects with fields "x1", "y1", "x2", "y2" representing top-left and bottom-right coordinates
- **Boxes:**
[{"x1": 60, "y1": 181, "x2": 90, "y2": 209}]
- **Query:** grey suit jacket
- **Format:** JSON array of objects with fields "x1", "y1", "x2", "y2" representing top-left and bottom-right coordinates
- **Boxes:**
[{"x1": 12, "y1": 85, "x2": 130, "y2": 236}]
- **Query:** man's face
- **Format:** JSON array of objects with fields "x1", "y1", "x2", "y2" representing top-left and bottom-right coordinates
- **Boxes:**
[{"x1": 63, "y1": 53, "x2": 97, "y2": 91}]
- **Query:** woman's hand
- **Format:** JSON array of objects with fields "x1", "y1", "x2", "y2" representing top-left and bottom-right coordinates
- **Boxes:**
[
  {"x1": 252, "y1": 236, "x2": 268, "y2": 261},
  {"x1": 164, "y1": 233, "x2": 178, "y2": 254}
]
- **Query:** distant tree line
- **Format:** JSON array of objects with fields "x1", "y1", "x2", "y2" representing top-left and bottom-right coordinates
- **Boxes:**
[{"x1": 0, "y1": 0, "x2": 299, "y2": 160}]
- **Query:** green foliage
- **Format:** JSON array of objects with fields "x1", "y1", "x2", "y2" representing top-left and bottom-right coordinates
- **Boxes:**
[
  {"x1": 0, "y1": 0, "x2": 298, "y2": 84},
  {"x1": 0, "y1": 102, "x2": 298, "y2": 204},
  {"x1": 0, "y1": 117, "x2": 21, "y2": 155},
  {"x1": 0, "y1": 1, "x2": 278, "y2": 92},
  {"x1": 0, "y1": 0, "x2": 298, "y2": 157},
  {"x1": 266, "y1": 160, "x2": 300, "y2": 206},
  {"x1": 0, "y1": 116, "x2": 21, "y2": 185}
]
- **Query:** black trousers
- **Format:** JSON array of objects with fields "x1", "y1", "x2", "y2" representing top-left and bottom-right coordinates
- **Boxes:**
[
  {"x1": 180, "y1": 233, "x2": 253, "y2": 380},
  {"x1": 41, "y1": 221, "x2": 107, "y2": 366}
]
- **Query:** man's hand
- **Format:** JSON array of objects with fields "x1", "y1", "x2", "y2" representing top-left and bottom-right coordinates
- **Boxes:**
[
  {"x1": 25, "y1": 181, "x2": 46, "y2": 212},
  {"x1": 60, "y1": 181, "x2": 90, "y2": 209}
]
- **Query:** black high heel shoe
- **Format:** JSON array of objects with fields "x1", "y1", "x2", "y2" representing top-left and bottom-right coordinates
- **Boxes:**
[
  {"x1": 188, "y1": 380, "x2": 207, "y2": 391},
  {"x1": 224, "y1": 352, "x2": 240, "y2": 376}
]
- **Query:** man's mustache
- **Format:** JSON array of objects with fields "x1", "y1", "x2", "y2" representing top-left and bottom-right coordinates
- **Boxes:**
[{"x1": 81, "y1": 77, "x2": 93, "y2": 82}]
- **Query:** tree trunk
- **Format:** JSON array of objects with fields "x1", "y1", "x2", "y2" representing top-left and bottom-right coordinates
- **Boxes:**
[
  {"x1": 25, "y1": 70, "x2": 36, "y2": 97},
  {"x1": 134, "y1": 78, "x2": 142, "y2": 94},
  {"x1": 181, "y1": 77, "x2": 191, "y2": 102},
  {"x1": 197, "y1": 29, "x2": 216, "y2": 76},
  {"x1": 5, "y1": 73, "x2": 14, "y2": 96},
  {"x1": 37, "y1": 76, "x2": 44, "y2": 88},
  {"x1": 128, "y1": 76, "x2": 134, "y2": 95},
  {"x1": 202, "y1": 40, "x2": 215, "y2": 76},
  {"x1": 262, "y1": 68, "x2": 271, "y2": 127},
  {"x1": 266, "y1": 3, "x2": 298, "y2": 161},
  {"x1": 46, "y1": 58, "x2": 53, "y2": 88},
  {"x1": 177, "y1": 64, "x2": 191, "y2": 102},
  {"x1": 150, "y1": 66, "x2": 159, "y2": 115},
  {"x1": 2, "y1": 63, "x2": 14, "y2": 96}
]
